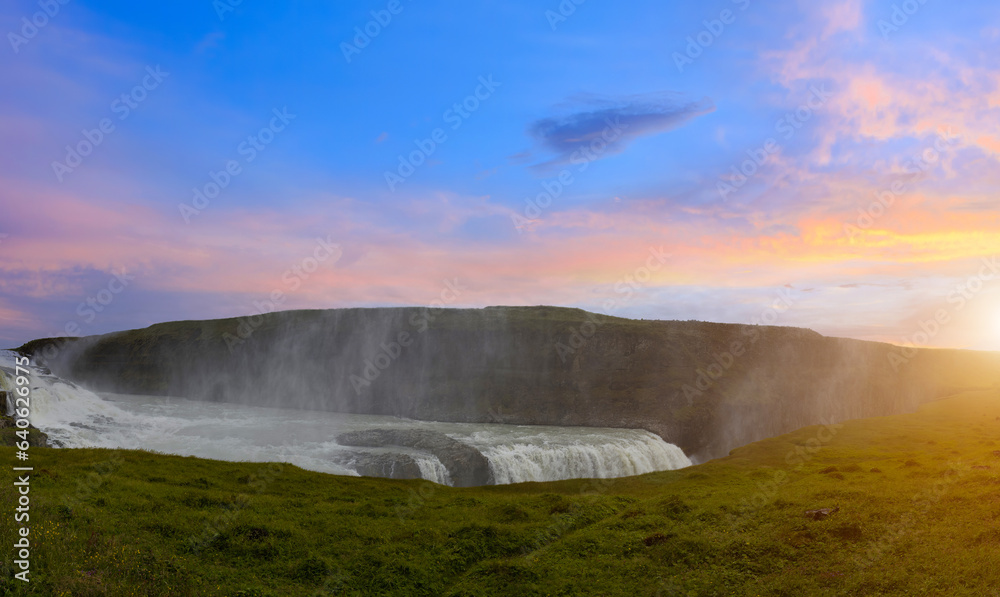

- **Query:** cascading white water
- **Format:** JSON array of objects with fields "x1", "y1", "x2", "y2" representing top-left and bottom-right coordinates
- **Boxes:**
[
  {"x1": 0, "y1": 368, "x2": 11, "y2": 416},
  {"x1": 413, "y1": 456, "x2": 452, "y2": 486},
  {"x1": 466, "y1": 430, "x2": 692, "y2": 484},
  {"x1": 0, "y1": 350, "x2": 139, "y2": 448},
  {"x1": 0, "y1": 350, "x2": 691, "y2": 485}
]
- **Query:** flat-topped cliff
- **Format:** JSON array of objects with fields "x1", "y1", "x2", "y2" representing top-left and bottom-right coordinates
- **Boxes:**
[{"x1": 17, "y1": 306, "x2": 1000, "y2": 461}]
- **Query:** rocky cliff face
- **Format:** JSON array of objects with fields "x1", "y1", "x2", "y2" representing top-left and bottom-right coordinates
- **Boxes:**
[{"x1": 19, "y1": 306, "x2": 1000, "y2": 461}]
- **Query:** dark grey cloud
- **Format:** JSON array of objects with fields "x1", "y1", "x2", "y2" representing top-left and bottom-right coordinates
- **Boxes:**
[{"x1": 524, "y1": 92, "x2": 715, "y2": 167}]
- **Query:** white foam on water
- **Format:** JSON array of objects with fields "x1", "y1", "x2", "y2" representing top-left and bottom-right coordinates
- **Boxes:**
[
  {"x1": 413, "y1": 455, "x2": 452, "y2": 485},
  {"x1": 1, "y1": 350, "x2": 143, "y2": 448},
  {"x1": 455, "y1": 428, "x2": 692, "y2": 484},
  {"x1": 0, "y1": 350, "x2": 690, "y2": 485}
]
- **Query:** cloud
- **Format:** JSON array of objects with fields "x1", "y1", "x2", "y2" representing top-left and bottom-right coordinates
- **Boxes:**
[
  {"x1": 820, "y1": 0, "x2": 863, "y2": 39},
  {"x1": 525, "y1": 91, "x2": 715, "y2": 167}
]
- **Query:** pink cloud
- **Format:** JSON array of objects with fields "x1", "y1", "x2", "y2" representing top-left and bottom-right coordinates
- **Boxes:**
[{"x1": 820, "y1": 0, "x2": 863, "y2": 39}]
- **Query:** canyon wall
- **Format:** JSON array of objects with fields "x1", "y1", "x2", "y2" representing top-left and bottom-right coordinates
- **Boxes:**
[{"x1": 18, "y1": 306, "x2": 1000, "y2": 461}]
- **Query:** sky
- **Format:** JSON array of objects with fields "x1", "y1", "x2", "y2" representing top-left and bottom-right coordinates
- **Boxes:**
[{"x1": 2, "y1": 0, "x2": 1000, "y2": 351}]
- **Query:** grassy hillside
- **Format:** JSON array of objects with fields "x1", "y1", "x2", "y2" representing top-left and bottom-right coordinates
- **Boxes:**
[
  {"x1": 3, "y1": 389, "x2": 1000, "y2": 596},
  {"x1": 17, "y1": 307, "x2": 1000, "y2": 461}
]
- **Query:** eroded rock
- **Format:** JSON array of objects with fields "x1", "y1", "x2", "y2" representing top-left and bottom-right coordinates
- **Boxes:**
[
  {"x1": 337, "y1": 429, "x2": 493, "y2": 487},
  {"x1": 351, "y1": 452, "x2": 423, "y2": 480}
]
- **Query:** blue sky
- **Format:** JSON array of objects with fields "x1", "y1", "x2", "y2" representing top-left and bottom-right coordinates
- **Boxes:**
[{"x1": 2, "y1": 0, "x2": 1000, "y2": 351}]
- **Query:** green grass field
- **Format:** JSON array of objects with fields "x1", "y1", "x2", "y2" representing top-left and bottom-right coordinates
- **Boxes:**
[{"x1": 3, "y1": 390, "x2": 1000, "y2": 596}]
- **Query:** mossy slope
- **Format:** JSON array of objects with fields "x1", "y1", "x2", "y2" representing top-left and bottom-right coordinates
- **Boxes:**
[{"x1": 3, "y1": 389, "x2": 1000, "y2": 596}]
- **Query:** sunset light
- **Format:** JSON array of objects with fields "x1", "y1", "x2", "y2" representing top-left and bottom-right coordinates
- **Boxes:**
[
  {"x1": 3, "y1": 2, "x2": 1000, "y2": 595},
  {"x1": 1, "y1": 1, "x2": 999, "y2": 354}
]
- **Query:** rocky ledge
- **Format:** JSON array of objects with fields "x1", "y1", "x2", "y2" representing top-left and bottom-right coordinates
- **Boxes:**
[
  {"x1": 0, "y1": 390, "x2": 50, "y2": 447},
  {"x1": 337, "y1": 429, "x2": 493, "y2": 487},
  {"x1": 350, "y1": 452, "x2": 424, "y2": 481}
]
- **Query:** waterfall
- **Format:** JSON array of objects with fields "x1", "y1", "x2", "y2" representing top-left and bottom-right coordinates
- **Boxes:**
[
  {"x1": 1, "y1": 350, "x2": 139, "y2": 448},
  {"x1": 462, "y1": 429, "x2": 692, "y2": 484},
  {"x1": 413, "y1": 455, "x2": 452, "y2": 485},
  {"x1": 0, "y1": 350, "x2": 691, "y2": 485}
]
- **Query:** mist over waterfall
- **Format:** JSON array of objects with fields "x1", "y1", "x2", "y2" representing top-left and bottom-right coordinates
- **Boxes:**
[
  {"x1": 1, "y1": 349, "x2": 692, "y2": 485},
  {"x1": 0, "y1": 350, "x2": 134, "y2": 448},
  {"x1": 22, "y1": 306, "x2": 1000, "y2": 465},
  {"x1": 44, "y1": 307, "x2": 535, "y2": 418}
]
